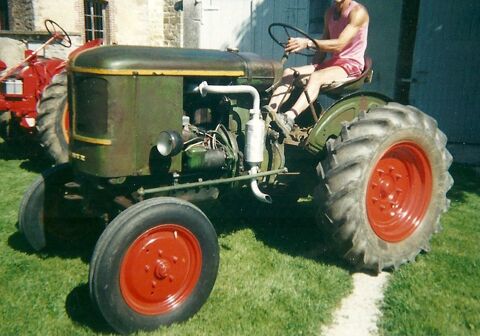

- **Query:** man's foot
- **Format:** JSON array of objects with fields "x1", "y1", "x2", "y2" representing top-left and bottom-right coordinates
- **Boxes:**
[{"x1": 274, "y1": 113, "x2": 294, "y2": 138}]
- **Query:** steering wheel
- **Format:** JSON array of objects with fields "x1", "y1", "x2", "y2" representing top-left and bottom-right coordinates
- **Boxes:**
[
  {"x1": 268, "y1": 23, "x2": 318, "y2": 57},
  {"x1": 45, "y1": 19, "x2": 72, "y2": 48}
]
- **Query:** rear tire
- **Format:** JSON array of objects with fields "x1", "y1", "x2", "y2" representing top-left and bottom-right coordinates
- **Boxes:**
[
  {"x1": 314, "y1": 103, "x2": 453, "y2": 271},
  {"x1": 0, "y1": 111, "x2": 12, "y2": 140},
  {"x1": 36, "y1": 71, "x2": 69, "y2": 164},
  {"x1": 89, "y1": 197, "x2": 219, "y2": 334}
]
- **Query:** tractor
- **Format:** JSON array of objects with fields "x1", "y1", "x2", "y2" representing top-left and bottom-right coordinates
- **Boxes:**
[
  {"x1": 18, "y1": 23, "x2": 452, "y2": 334},
  {"x1": 0, "y1": 20, "x2": 101, "y2": 163}
]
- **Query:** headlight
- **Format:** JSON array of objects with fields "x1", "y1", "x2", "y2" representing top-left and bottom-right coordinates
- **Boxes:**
[{"x1": 156, "y1": 131, "x2": 183, "y2": 156}]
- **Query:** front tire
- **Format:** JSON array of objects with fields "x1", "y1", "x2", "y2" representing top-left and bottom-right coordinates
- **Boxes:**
[
  {"x1": 89, "y1": 197, "x2": 219, "y2": 334},
  {"x1": 18, "y1": 163, "x2": 87, "y2": 250},
  {"x1": 36, "y1": 71, "x2": 69, "y2": 163},
  {"x1": 315, "y1": 103, "x2": 453, "y2": 271}
]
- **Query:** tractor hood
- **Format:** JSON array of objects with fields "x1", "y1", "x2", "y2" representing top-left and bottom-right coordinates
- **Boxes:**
[
  {"x1": 68, "y1": 45, "x2": 283, "y2": 178},
  {"x1": 69, "y1": 45, "x2": 282, "y2": 85}
]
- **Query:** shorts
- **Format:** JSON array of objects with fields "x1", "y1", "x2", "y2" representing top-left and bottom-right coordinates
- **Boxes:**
[{"x1": 313, "y1": 58, "x2": 364, "y2": 77}]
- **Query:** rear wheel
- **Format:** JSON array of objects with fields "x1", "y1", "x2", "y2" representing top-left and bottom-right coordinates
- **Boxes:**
[
  {"x1": 314, "y1": 103, "x2": 453, "y2": 271},
  {"x1": 36, "y1": 71, "x2": 69, "y2": 163},
  {"x1": 89, "y1": 197, "x2": 219, "y2": 334}
]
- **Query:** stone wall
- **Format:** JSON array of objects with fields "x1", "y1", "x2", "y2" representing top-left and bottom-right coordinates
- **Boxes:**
[
  {"x1": 8, "y1": 0, "x2": 34, "y2": 31},
  {"x1": 1, "y1": 0, "x2": 184, "y2": 49},
  {"x1": 163, "y1": 0, "x2": 182, "y2": 47}
]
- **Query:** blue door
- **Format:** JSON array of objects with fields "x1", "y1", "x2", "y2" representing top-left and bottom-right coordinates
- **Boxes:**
[
  {"x1": 251, "y1": 0, "x2": 310, "y2": 67},
  {"x1": 183, "y1": 0, "x2": 310, "y2": 67},
  {"x1": 409, "y1": 1, "x2": 480, "y2": 144}
]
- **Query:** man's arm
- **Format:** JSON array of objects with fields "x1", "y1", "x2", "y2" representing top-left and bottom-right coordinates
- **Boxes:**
[{"x1": 286, "y1": 6, "x2": 368, "y2": 54}]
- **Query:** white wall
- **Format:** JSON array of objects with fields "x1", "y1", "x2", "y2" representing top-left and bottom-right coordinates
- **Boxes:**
[
  {"x1": 29, "y1": 0, "x2": 83, "y2": 59},
  {"x1": 111, "y1": 0, "x2": 165, "y2": 46},
  {"x1": 0, "y1": 37, "x2": 24, "y2": 68},
  {"x1": 183, "y1": 0, "x2": 251, "y2": 50},
  {"x1": 32, "y1": 0, "x2": 81, "y2": 33}
]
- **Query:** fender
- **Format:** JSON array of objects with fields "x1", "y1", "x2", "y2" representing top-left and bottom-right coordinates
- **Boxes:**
[{"x1": 306, "y1": 91, "x2": 392, "y2": 154}]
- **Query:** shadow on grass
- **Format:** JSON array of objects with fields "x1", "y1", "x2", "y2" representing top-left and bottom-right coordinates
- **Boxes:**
[
  {"x1": 9, "y1": 180, "x2": 349, "y2": 270},
  {"x1": 447, "y1": 163, "x2": 480, "y2": 203},
  {"x1": 202, "y1": 189, "x2": 351, "y2": 270},
  {"x1": 8, "y1": 223, "x2": 102, "y2": 264},
  {"x1": 65, "y1": 283, "x2": 114, "y2": 334},
  {"x1": 0, "y1": 139, "x2": 52, "y2": 173},
  {"x1": 9, "y1": 185, "x2": 351, "y2": 268}
]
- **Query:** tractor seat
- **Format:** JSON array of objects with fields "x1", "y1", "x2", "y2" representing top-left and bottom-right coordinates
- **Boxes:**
[{"x1": 322, "y1": 57, "x2": 373, "y2": 98}]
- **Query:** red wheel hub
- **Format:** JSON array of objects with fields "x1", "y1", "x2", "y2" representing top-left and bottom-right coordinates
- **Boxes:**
[
  {"x1": 366, "y1": 142, "x2": 432, "y2": 242},
  {"x1": 120, "y1": 224, "x2": 202, "y2": 315}
]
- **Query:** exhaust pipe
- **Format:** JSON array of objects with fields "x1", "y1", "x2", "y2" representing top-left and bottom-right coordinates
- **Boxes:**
[
  {"x1": 195, "y1": 81, "x2": 272, "y2": 204},
  {"x1": 249, "y1": 166, "x2": 272, "y2": 204},
  {"x1": 195, "y1": 81, "x2": 260, "y2": 111}
]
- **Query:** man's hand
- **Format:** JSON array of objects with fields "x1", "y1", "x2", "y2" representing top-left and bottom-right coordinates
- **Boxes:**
[{"x1": 285, "y1": 37, "x2": 314, "y2": 53}]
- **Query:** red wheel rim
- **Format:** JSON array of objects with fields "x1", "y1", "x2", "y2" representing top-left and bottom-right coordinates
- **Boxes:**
[
  {"x1": 366, "y1": 142, "x2": 432, "y2": 242},
  {"x1": 120, "y1": 224, "x2": 202, "y2": 315}
]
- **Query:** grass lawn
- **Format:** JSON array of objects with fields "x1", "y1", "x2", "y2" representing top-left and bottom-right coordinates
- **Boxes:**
[
  {"x1": 0, "y1": 141, "x2": 351, "y2": 335},
  {"x1": 379, "y1": 164, "x2": 480, "y2": 336},
  {"x1": 2, "y1": 138, "x2": 478, "y2": 336}
]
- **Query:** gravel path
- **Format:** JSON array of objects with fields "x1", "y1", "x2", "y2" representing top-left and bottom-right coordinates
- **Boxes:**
[{"x1": 321, "y1": 272, "x2": 391, "y2": 336}]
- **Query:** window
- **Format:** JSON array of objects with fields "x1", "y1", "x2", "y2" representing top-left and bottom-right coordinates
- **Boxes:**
[
  {"x1": 0, "y1": 0, "x2": 9, "y2": 30},
  {"x1": 84, "y1": 0, "x2": 108, "y2": 42}
]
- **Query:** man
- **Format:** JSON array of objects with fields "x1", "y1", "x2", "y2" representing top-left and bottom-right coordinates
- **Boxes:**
[{"x1": 268, "y1": 0, "x2": 369, "y2": 137}]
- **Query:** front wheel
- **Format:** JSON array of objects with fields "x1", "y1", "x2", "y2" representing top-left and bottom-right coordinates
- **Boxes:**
[
  {"x1": 89, "y1": 197, "x2": 219, "y2": 334},
  {"x1": 314, "y1": 103, "x2": 453, "y2": 271},
  {"x1": 18, "y1": 163, "x2": 90, "y2": 250}
]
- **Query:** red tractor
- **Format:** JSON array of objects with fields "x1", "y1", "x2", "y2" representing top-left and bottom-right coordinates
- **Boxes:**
[{"x1": 0, "y1": 19, "x2": 101, "y2": 163}]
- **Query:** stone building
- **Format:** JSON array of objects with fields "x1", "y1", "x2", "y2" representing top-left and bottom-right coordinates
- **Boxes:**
[{"x1": 0, "y1": 0, "x2": 182, "y2": 63}]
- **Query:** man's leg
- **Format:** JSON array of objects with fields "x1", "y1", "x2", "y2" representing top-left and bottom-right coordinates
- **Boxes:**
[
  {"x1": 290, "y1": 66, "x2": 348, "y2": 117},
  {"x1": 267, "y1": 64, "x2": 316, "y2": 113},
  {"x1": 275, "y1": 66, "x2": 349, "y2": 137}
]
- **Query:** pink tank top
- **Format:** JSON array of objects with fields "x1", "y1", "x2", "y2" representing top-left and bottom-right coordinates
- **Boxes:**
[{"x1": 327, "y1": 1, "x2": 368, "y2": 70}]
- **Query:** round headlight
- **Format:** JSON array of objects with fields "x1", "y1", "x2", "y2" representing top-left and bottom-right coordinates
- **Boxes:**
[{"x1": 156, "y1": 131, "x2": 183, "y2": 156}]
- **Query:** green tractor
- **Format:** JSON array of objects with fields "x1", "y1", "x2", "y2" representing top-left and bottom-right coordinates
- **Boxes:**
[{"x1": 18, "y1": 24, "x2": 452, "y2": 334}]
